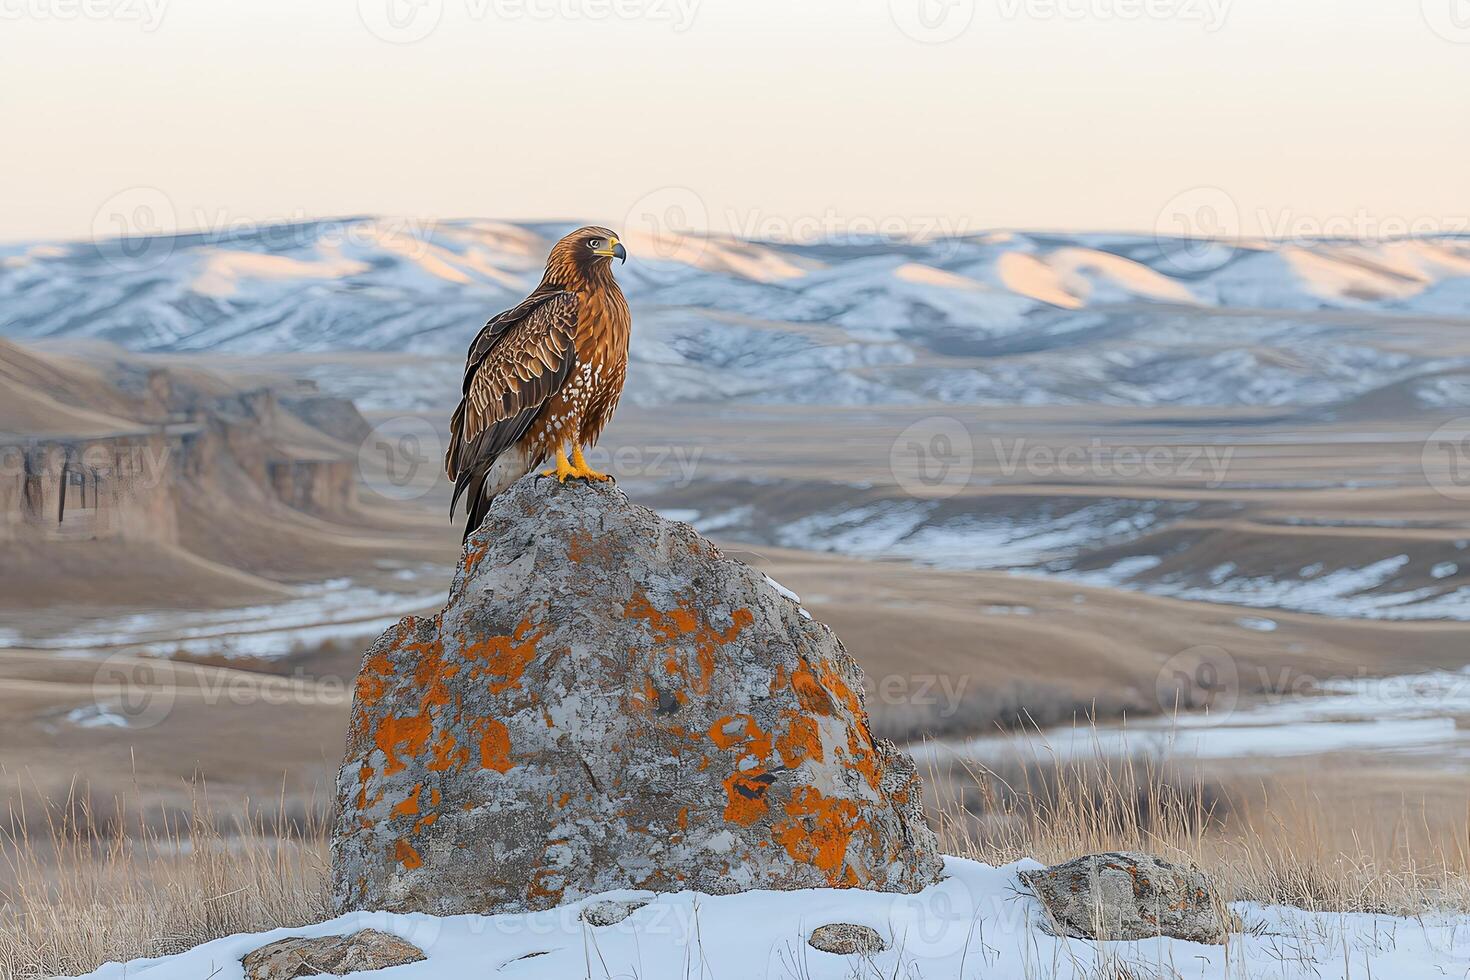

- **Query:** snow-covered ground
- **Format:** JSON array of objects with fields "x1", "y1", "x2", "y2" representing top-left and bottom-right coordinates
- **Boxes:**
[
  {"x1": 768, "y1": 499, "x2": 1187, "y2": 572},
  {"x1": 931, "y1": 666, "x2": 1470, "y2": 766},
  {"x1": 674, "y1": 498, "x2": 1470, "y2": 623},
  {"x1": 68, "y1": 857, "x2": 1470, "y2": 980},
  {"x1": 1074, "y1": 554, "x2": 1470, "y2": 622},
  {"x1": 0, "y1": 577, "x2": 445, "y2": 660}
]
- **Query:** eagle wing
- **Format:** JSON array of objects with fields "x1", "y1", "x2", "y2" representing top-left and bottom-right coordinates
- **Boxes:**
[{"x1": 445, "y1": 289, "x2": 578, "y2": 520}]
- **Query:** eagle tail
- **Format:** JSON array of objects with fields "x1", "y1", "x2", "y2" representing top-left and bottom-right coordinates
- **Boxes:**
[
  {"x1": 457, "y1": 443, "x2": 532, "y2": 542},
  {"x1": 462, "y1": 472, "x2": 492, "y2": 543}
]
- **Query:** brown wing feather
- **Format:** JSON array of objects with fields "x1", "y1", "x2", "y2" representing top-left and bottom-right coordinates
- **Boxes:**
[{"x1": 445, "y1": 290, "x2": 577, "y2": 521}]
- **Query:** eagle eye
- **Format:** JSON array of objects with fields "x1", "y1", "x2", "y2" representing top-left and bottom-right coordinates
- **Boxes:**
[{"x1": 587, "y1": 238, "x2": 602, "y2": 249}]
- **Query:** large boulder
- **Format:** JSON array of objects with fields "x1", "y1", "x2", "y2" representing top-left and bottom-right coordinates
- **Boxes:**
[{"x1": 331, "y1": 477, "x2": 943, "y2": 916}]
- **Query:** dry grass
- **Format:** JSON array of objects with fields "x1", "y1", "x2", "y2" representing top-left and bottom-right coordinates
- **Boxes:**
[
  {"x1": 5, "y1": 741, "x2": 1470, "y2": 979},
  {"x1": 927, "y1": 735, "x2": 1470, "y2": 918},
  {"x1": 868, "y1": 681, "x2": 1149, "y2": 745},
  {"x1": 0, "y1": 780, "x2": 329, "y2": 980}
]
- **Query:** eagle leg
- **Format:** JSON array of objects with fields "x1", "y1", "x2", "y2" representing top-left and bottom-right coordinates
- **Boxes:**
[
  {"x1": 540, "y1": 447, "x2": 577, "y2": 482},
  {"x1": 569, "y1": 445, "x2": 612, "y2": 482}
]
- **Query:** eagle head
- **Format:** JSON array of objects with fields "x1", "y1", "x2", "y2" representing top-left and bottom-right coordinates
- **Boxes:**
[{"x1": 545, "y1": 226, "x2": 626, "y2": 286}]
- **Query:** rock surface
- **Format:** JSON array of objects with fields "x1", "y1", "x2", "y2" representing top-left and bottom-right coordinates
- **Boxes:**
[
  {"x1": 581, "y1": 898, "x2": 649, "y2": 926},
  {"x1": 331, "y1": 477, "x2": 943, "y2": 916},
  {"x1": 241, "y1": 930, "x2": 424, "y2": 979},
  {"x1": 807, "y1": 923, "x2": 887, "y2": 955},
  {"x1": 1020, "y1": 852, "x2": 1234, "y2": 944}
]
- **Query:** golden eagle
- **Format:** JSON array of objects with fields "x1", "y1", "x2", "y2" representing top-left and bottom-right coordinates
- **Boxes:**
[{"x1": 446, "y1": 226, "x2": 631, "y2": 540}]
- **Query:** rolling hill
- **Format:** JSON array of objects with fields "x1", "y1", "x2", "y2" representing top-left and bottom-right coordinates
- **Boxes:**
[{"x1": 3, "y1": 221, "x2": 1469, "y2": 413}]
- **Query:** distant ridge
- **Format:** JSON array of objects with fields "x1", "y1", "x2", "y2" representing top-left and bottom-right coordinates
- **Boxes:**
[{"x1": 3, "y1": 220, "x2": 1470, "y2": 411}]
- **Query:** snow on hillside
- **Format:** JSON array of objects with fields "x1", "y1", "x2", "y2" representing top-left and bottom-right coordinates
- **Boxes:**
[
  {"x1": 69, "y1": 858, "x2": 1468, "y2": 980},
  {"x1": 662, "y1": 489, "x2": 1470, "y2": 622},
  {"x1": 3, "y1": 220, "x2": 1470, "y2": 410}
]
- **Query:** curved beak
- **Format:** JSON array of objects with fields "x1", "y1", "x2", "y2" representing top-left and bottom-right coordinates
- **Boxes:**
[{"x1": 594, "y1": 236, "x2": 627, "y2": 263}]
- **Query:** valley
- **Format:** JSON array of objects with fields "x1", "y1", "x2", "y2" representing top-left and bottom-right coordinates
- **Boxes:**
[{"x1": 4, "y1": 221, "x2": 1470, "y2": 884}]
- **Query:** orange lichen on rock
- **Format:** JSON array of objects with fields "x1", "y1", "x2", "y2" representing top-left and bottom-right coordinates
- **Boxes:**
[
  {"x1": 394, "y1": 839, "x2": 423, "y2": 870},
  {"x1": 372, "y1": 631, "x2": 456, "y2": 776},
  {"x1": 566, "y1": 529, "x2": 610, "y2": 564},
  {"x1": 374, "y1": 713, "x2": 435, "y2": 777},
  {"x1": 625, "y1": 590, "x2": 753, "y2": 696},
  {"x1": 355, "y1": 666, "x2": 388, "y2": 710},
  {"x1": 818, "y1": 662, "x2": 865, "y2": 717},
  {"x1": 722, "y1": 770, "x2": 773, "y2": 826},
  {"x1": 462, "y1": 537, "x2": 491, "y2": 575},
  {"x1": 354, "y1": 763, "x2": 376, "y2": 811},
  {"x1": 352, "y1": 622, "x2": 412, "y2": 716},
  {"x1": 461, "y1": 613, "x2": 547, "y2": 695},
  {"x1": 427, "y1": 729, "x2": 468, "y2": 772},
  {"x1": 526, "y1": 868, "x2": 565, "y2": 904},
  {"x1": 845, "y1": 729, "x2": 883, "y2": 792},
  {"x1": 776, "y1": 713, "x2": 824, "y2": 768},
  {"x1": 470, "y1": 717, "x2": 514, "y2": 773},
  {"x1": 788, "y1": 662, "x2": 838, "y2": 716},
  {"x1": 391, "y1": 785, "x2": 423, "y2": 818},
  {"x1": 773, "y1": 786, "x2": 866, "y2": 886},
  {"x1": 708, "y1": 714, "x2": 772, "y2": 757}
]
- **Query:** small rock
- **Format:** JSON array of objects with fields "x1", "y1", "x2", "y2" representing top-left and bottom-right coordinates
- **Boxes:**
[
  {"x1": 241, "y1": 929, "x2": 424, "y2": 979},
  {"x1": 807, "y1": 923, "x2": 887, "y2": 956},
  {"x1": 1020, "y1": 852, "x2": 1236, "y2": 944},
  {"x1": 581, "y1": 899, "x2": 649, "y2": 926}
]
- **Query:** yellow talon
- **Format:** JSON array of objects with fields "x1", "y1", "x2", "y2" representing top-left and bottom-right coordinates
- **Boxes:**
[
  {"x1": 540, "y1": 446, "x2": 611, "y2": 483},
  {"x1": 569, "y1": 446, "x2": 612, "y2": 482},
  {"x1": 540, "y1": 448, "x2": 576, "y2": 482}
]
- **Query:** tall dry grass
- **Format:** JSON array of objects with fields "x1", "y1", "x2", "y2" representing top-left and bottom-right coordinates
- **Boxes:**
[
  {"x1": 926, "y1": 737, "x2": 1470, "y2": 917},
  {"x1": 0, "y1": 780, "x2": 329, "y2": 980}
]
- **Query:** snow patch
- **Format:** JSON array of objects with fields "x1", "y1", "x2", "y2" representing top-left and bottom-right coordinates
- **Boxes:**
[
  {"x1": 68, "y1": 857, "x2": 1470, "y2": 980},
  {"x1": 66, "y1": 704, "x2": 131, "y2": 729},
  {"x1": 762, "y1": 574, "x2": 801, "y2": 605}
]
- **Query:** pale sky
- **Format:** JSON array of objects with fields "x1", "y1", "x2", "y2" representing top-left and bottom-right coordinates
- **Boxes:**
[{"x1": 2, "y1": 0, "x2": 1467, "y2": 244}]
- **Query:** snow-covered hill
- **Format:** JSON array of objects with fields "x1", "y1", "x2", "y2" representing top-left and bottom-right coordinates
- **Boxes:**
[
  {"x1": 69, "y1": 857, "x2": 1468, "y2": 980},
  {"x1": 4, "y1": 219, "x2": 1470, "y2": 409}
]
